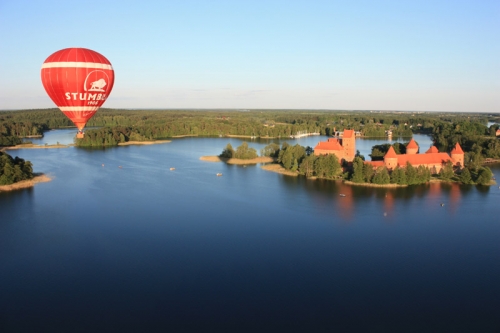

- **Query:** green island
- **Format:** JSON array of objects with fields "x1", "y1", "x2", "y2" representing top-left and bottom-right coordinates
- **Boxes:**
[
  {"x1": 1, "y1": 108, "x2": 499, "y2": 188},
  {"x1": 207, "y1": 140, "x2": 495, "y2": 186}
]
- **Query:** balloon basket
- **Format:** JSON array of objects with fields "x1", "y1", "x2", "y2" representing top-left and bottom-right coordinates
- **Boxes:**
[{"x1": 76, "y1": 132, "x2": 85, "y2": 139}]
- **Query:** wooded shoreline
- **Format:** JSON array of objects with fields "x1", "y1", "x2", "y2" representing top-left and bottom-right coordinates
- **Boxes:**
[
  {"x1": 0, "y1": 173, "x2": 51, "y2": 192},
  {"x1": 200, "y1": 155, "x2": 275, "y2": 165}
]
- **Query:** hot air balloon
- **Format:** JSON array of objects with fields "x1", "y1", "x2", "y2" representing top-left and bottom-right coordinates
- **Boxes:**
[{"x1": 41, "y1": 48, "x2": 115, "y2": 138}]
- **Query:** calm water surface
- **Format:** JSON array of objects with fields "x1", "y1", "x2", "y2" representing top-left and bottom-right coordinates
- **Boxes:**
[{"x1": 1, "y1": 130, "x2": 499, "y2": 332}]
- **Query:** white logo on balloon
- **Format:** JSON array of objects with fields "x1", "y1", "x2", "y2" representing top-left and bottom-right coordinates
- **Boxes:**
[{"x1": 84, "y1": 70, "x2": 110, "y2": 92}]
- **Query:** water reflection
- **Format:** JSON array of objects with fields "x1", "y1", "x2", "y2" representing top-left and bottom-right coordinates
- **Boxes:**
[
  {"x1": 0, "y1": 188, "x2": 37, "y2": 253},
  {"x1": 279, "y1": 175, "x2": 493, "y2": 223}
]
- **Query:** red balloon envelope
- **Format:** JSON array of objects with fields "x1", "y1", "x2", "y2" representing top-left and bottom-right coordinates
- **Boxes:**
[{"x1": 41, "y1": 48, "x2": 115, "y2": 136}]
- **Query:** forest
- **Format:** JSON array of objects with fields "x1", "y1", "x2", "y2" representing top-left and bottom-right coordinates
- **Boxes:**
[
  {"x1": 1, "y1": 108, "x2": 497, "y2": 148},
  {"x1": 0, "y1": 151, "x2": 34, "y2": 185}
]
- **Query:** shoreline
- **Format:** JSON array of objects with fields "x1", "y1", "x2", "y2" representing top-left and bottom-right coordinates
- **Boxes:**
[
  {"x1": 0, "y1": 173, "x2": 52, "y2": 192},
  {"x1": 200, "y1": 155, "x2": 275, "y2": 165},
  {"x1": 260, "y1": 163, "x2": 299, "y2": 176},
  {"x1": 344, "y1": 180, "x2": 408, "y2": 188},
  {"x1": 117, "y1": 140, "x2": 171, "y2": 146},
  {"x1": 260, "y1": 163, "x2": 497, "y2": 187},
  {"x1": 2, "y1": 143, "x2": 71, "y2": 150}
]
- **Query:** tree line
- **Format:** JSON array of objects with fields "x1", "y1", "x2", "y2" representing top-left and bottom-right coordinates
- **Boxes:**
[
  {"x1": 432, "y1": 120, "x2": 500, "y2": 166},
  {"x1": 2, "y1": 109, "x2": 498, "y2": 152}
]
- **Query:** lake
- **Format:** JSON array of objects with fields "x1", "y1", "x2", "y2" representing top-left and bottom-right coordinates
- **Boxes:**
[{"x1": 1, "y1": 130, "x2": 499, "y2": 332}]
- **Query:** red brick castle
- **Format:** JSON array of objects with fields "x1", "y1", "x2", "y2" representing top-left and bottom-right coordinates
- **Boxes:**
[{"x1": 314, "y1": 134, "x2": 464, "y2": 173}]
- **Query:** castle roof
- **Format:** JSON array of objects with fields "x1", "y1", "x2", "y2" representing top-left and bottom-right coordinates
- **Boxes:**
[
  {"x1": 394, "y1": 153, "x2": 453, "y2": 167},
  {"x1": 382, "y1": 144, "x2": 454, "y2": 167},
  {"x1": 450, "y1": 142, "x2": 464, "y2": 155},
  {"x1": 365, "y1": 160, "x2": 385, "y2": 167},
  {"x1": 314, "y1": 138, "x2": 343, "y2": 151},
  {"x1": 343, "y1": 129, "x2": 354, "y2": 138},
  {"x1": 406, "y1": 139, "x2": 418, "y2": 149},
  {"x1": 384, "y1": 146, "x2": 398, "y2": 158},
  {"x1": 425, "y1": 146, "x2": 439, "y2": 154}
]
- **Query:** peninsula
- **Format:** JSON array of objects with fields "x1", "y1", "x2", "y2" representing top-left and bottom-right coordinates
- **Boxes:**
[
  {"x1": 0, "y1": 173, "x2": 52, "y2": 192},
  {"x1": 200, "y1": 156, "x2": 274, "y2": 165}
]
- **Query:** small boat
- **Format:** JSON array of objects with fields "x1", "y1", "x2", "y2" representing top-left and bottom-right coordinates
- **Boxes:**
[
  {"x1": 170, "y1": 167, "x2": 175, "y2": 171},
  {"x1": 339, "y1": 194, "x2": 346, "y2": 197},
  {"x1": 118, "y1": 166, "x2": 122, "y2": 168},
  {"x1": 216, "y1": 173, "x2": 223, "y2": 176},
  {"x1": 441, "y1": 203, "x2": 445, "y2": 207}
]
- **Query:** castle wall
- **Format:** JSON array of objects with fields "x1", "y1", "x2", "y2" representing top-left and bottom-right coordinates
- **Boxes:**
[
  {"x1": 406, "y1": 147, "x2": 418, "y2": 155},
  {"x1": 314, "y1": 149, "x2": 344, "y2": 161},
  {"x1": 342, "y1": 136, "x2": 355, "y2": 162},
  {"x1": 451, "y1": 154, "x2": 464, "y2": 168}
]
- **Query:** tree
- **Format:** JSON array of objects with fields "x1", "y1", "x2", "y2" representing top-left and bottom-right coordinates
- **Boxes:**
[
  {"x1": 406, "y1": 162, "x2": 418, "y2": 185},
  {"x1": 261, "y1": 143, "x2": 280, "y2": 157},
  {"x1": 475, "y1": 167, "x2": 493, "y2": 185},
  {"x1": 355, "y1": 150, "x2": 365, "y2": 161},
  {"x1": 305, "y1": 146, "x2": 314, "y2": 156},
  {"x1": 234, "y1": 142, "x2": 258, "y2": 159},
  {"x1": 369, "y1": 143, "x2": 406, "y2": 161},
  {"x1": 278, "y1": 149, "x2": 293, "y2": 169},
  {"x1": 459, "y1": 167, "x2": 473, "y2": 184},
  {"x1": 416, "y1": 165, "x2": 431, "y2": 183},
  {"x1": 299, "y1": 154, "x2": 316, "y2": 177},
  {"x1": 390, "y1": 166, "x2": 407, "y2": 185},
  {"x1": 439, "y1": 161, "x2": 454, "y2": 180},
  {"x1": 363, "y1": 163, "x2": 374, "y2": 183},
  {"x1": 372, "y1": 167, "x2": 390, "y2": 184},
  {"x1": 220, "y1": 143, "x2": 234, "y2": 158},
  {"x1": 351, "y1": 157, "x2": 365, "y2": 183},
  {"x1": 369, "y1": 145, "x2": 389, "y2": 161},
  {"x1": 323, "y1": 154, "x2": 341, "y2": 178},
  {"x1": 278, "y1": 144, "x2": 306, "y2": 170},
  {"x1": 466, "y1": 144, "x2": 484, "y2": 171},
  {"x1": 489, "y1": 124, "x2": 499, "y2": 137}
]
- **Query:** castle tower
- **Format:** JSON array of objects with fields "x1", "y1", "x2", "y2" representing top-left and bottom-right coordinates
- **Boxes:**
[
  {"x1": 450, "y1": 142, "x2": 464, "y2": 168},
  {"x1": 342, "y1": 129, "x2": 355, "y2": 162},
  {"x1": 406, "y1": 138, "x2": 419, "y2": 155},
  {"x1": 384, "y1": 146, "x2": 399, "y2": 170}
]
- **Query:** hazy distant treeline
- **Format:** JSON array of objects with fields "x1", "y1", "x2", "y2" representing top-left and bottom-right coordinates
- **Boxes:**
[{"x1": 1, "y1": 109, "x2": 498, "y2": 155}]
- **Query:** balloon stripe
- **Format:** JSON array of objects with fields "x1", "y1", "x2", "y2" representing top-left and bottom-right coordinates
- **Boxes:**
[
  {"x1": 41, "y1": 62, "x2": 113, "y2": 70},
  {"x1": 59, "y1": 107, "x2": 99, "y2": 111}
]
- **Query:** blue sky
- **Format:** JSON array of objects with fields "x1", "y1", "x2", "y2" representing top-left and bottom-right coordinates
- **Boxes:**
[{"x1": 0, "y1": 0, "x2": 498, "y2": 112}]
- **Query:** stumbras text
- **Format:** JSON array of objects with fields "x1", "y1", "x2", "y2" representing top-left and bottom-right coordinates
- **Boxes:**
[{"x1": 65, "y1": 92, "x2": 107, "y2": 106}]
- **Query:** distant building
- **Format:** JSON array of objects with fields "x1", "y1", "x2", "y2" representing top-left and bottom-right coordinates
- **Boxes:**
[
  {"x1": 314, "y1": 129, "x2": 355, "y2": 162},
  {"x1": 365, "y1": 139, "x2": 464, "y2": 174}
]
